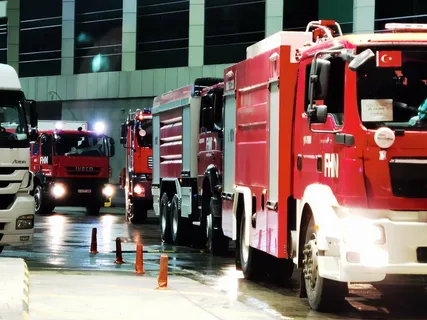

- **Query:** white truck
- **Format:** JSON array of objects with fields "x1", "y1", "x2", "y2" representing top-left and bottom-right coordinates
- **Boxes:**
[{"x1": 0, "y1": 63, "x2": 38, "y2": 254}]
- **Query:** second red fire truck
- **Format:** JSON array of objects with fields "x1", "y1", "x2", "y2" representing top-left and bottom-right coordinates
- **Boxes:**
[
  {"x1": 120, "y1": 108, "x2": 153, "y2": 223},
  {"x1": 151, "y1": 20, "x2": 427, "y2": 311},
  {"x1": 31, "y1": 121, "x2": 115, "y2": 215}
]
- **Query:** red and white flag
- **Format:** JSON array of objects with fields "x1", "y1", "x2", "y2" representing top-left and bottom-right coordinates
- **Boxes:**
[{"x1": 376, "y1": 51, "x2": 402, "y2": 68}]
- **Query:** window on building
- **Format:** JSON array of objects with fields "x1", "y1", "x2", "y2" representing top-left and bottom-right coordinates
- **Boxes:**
[
  {"x1": 375, "y1": 0, "x2": 427, "y2": 31},
  {"x1": 283, "y1": 0, "x2": 318, "y2": 32},
  {"x1": 19, "y1": 0, "x2": 62, "y2": 77},
  {"x1": 36, "y1": 101, "x2": 62, "y2": 120},
  {"x1": 136, "y1": 0, "x2": 189, "y2": 70},
  {"x1": 204, "y1": 0, "x2": 265, "y2": 65},
  {"x1": 74, "y1": 0, "x2": 122, "y2": 74},
  {"x1": 0, "y1": 17, "x2": 7, "y2": 64}
]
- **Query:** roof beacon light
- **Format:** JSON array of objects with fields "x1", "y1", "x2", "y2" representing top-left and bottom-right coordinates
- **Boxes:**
[
  {"x1": 385, "y1": 23, "x2": 427, "y2": 32},
  {"x1": 55, "y1": 122, "x2": 63, "y2": 130},
  {"x1": 94, "y1": 121, "x2": 105, "y2": 134}
]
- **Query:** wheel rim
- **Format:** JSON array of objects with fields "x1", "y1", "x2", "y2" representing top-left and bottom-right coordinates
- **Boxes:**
[
  {"x1": 172, "y1": 204, "x2": 178, "y2": 236},
  {"x1": 241, "y1": 218, "x2": 249, "y2": 263},
  {"x1": 303, "y1": 233, "x2": 319, "y2": 290},
  {"x1": 161, "y1": 202, "x2": 167, "y2": 232},
  {"x1": 206, "y1": 215, "x2": 212, "y2": 250},
  {"x1": 34, "y1": 188, "x2": 41, "y2": 211}
]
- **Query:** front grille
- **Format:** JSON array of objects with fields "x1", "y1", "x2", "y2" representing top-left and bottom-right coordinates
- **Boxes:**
[
  {"x1": 65, "y1": 166, "x2": 101, "y2": 176},
  {"x1": 389, "y1": 159, "x2": 427, "y2": 198},
  {"x1": 0, "y1": 194, "x2": 15, "y2": 209},
  {"x1": 148, "y1": 156, "x2": 153, "y2": 169},
  {"x1": 0, "y1": 167, "x2": 27, "y2": 175}
]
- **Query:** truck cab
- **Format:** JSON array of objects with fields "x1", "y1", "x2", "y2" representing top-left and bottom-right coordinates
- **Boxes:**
[
  {"x1": 120, "y1": 108, "x2": 153, "y2": 223},
  {"x1": 31, "y1": 123, "x2": 115, "y2": 215},
  {"x1": 0, "y1": 64, "x2": 38, "y2": 253}
]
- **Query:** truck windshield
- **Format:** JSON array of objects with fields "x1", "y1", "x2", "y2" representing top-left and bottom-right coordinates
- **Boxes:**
[
  {"x1": 136, "y1": 119, "x2": 152, "y2": 148},
  {"x1": 54, "y1": 133, "x2": 107, "y2": 157},
  {"x1": 357, "y1": 47, "x2": 427, "y2": 130},
  {"x1": 0, "y1": 90, "x2": 29, "y2": 148}
]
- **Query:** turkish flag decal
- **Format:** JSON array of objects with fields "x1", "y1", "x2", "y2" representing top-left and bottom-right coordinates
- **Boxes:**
[{"x1": 376, "y1": 51, "x2": 402, "y2": 68}]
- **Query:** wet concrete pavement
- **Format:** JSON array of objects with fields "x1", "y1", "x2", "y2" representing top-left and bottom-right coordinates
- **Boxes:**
[{"x1": 3, "y1": 206, "x2": 427, "y2": 319}]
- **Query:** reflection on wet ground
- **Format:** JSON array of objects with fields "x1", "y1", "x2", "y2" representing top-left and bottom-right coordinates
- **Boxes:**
[{"x1": 3, "y1": 207, "x2": 427, "y2": 319}]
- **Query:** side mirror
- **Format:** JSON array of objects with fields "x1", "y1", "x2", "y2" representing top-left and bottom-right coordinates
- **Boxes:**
[
  {"x1": 309, "y1": 105, "x2": 328, "y2": 124},
  {"x1": 202, "y1": 107, "x2": 214, "y2": 131},
  {"x1": 23, "y1": 99, "x2": 38, "y2": 128},
  {"x1": 349, "y1": 49, "x2": 375, "y2": 71},
  {"x1": 29, "y1": 128, "x2": 38, "y2": 142},
  {"x1": 120, "y1": 124, "x2": 127, "y2": 145},
  {"x1": 109, "y1": 137, "x2": 115, "y2": 157},
  {"x1": 308, "y1": 58, "x2": 331, "y2": 101}
]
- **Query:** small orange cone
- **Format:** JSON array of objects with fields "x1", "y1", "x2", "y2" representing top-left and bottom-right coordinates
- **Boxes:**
[
  {"x1": 115, "y1": 237, "x2": 124, "y2": 264},
  {"x1": 135, "y1": 242, "x2": 144, "y2": 275},
  {"x1": 157, "y1": 254, "x2": 168, "y2": 289},
  {"x1": 90, "y1": 228, "x2": 98, "y2": 254}
]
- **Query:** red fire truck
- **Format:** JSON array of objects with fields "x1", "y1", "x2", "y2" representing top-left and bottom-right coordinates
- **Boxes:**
[
  {"x1": 119, "y1": 108, "x2": 153, "y2": 223},
  {"x1": 30, "y1": 121, "x2": 115, "y2": 215},
  {"x1": 152, "y1": 20, "x2": 427, "y2": 310}
]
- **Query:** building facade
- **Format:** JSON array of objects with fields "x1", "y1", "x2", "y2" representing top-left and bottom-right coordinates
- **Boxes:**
[{"x1": 2, "y1": 0, "x2": 425, "y2": 182}]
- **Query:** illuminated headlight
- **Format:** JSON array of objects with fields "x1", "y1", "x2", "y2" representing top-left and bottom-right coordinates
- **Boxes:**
[
  {"x1": 102, "y1": 184, "x2": 114, "y2": 197},
  {"x1": 134, "y1": 184, "x2": 144, "y2": 195},
  {"x1": 342, "y1": 218, "x2": 386, "y2": 246},
  {"x1": 16, "y1": 214, "x2": 34, "y2": 229},
  {"x1": 52, "y1": 184, "x2": 66, "y2": 198}
]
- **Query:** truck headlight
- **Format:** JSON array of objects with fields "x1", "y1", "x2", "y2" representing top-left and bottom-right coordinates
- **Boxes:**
[
  {"x1": 52, "y1": 184, "x2": 66, "y2": 198},
  {"x1": 102, "y1": 184, "x2": 114, "y2": 197},
  {"x1": 16, "y1": 214, "x2": 34, "y2": 229},
  {"x1": 342, "y1": 218, "x2": 385, "y2": 246}
]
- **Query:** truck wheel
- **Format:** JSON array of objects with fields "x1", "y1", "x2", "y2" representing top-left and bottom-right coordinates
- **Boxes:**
[
  {"x1": 303, "y1": 215, "x2": 347, "y2": 311},
  {"x1": 86, "y1": 204, "x2": 101, "y2": 216},
  {"x1": 160, "y1": 193, "x2": 172, "y2": 244},
  {"x1": 240, "y1": 213, "x2": 260, "y2": 280},
  {"x1": 270, "y1": 258, "x2": 294, "y2": 286},
  {"x1": 206, "y1": 213, "x2": 228, "y2": 256},
  {"x1": 170, "y1": 194, "x2": 188, "y2": 245},
  {"x1": 34, "y1": 185, "x2": 54, "y2": 215}
]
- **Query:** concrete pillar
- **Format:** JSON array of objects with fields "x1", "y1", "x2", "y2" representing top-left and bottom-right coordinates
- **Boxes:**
[
  {"x1": 122, "y1": 0, "x2": 137, "y2": 71},
  {"x1": 353, "y1": 0, "x2": 375, "y2": 33},
  {"x1": 7, "y1": 0, "x2": 19, "y2": 72},
  {"x1": 62, "y1": 0, "x2": 75, "y2": 75},
  {"x1": 188, "y1": 0, "x2": 204, "y2": 67},
  {"x1": 265, "y1": 0, "x2": 283, "y2": 37}
]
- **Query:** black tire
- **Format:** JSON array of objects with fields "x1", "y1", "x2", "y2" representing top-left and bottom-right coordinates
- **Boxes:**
[
  {"x1": 160, "y1": 193, "x2": 172, "y2": 244},
  {"x1": 206, "y1": 211, "x2": 228, "y2": 256},
  {"x1": 34, "y1": 185, "x2": 54, "y2": 215},
  {"x1": 240, "y1": 213, "x2": 260, "y2": 280},
  {"x1": 269, "y1": 257, "x2": 294, "y2": 286},
  {"x1": 86, "y1": 204, "x2": 101, "y2": 216},
  {"x1": 170, "y1": 194, "x2": 188, "y2": 245},
  {"x1": 303, "y1": 215, "x2": 347, "y2": 311},
  {"x1": 126, "y1": 201, "x2": 148, "y2": 224}
]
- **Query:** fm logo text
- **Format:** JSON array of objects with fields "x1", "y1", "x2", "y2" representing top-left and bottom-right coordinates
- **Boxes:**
[
  {"x1": 40, "y1": 156, "x2": 49, "y2": 165},
  {"x1": 324, "y1": 153, "x2": 339, "y2": 178}
]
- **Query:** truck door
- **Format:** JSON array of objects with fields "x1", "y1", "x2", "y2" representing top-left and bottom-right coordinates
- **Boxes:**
[
  {"x1": 198, "y1": 88, "x2": 223, "y2": 193},
  {"x1": 294, "y1": 58, "x2": 346, "y2": 198},
  {"x1": 39, "y1": 133, "x2": 53, "y2": 176}
]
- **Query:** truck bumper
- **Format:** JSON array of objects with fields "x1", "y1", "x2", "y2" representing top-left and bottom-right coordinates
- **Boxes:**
[
  {"x1": 0, "y1": 193, "x2": 34, "y2": 247},
  {"x1": 45, "y1": 178, "x2": 111, "y2": 206},
  {"x1": 318, "y1": 216, "x2": 427, "y2": 283}
]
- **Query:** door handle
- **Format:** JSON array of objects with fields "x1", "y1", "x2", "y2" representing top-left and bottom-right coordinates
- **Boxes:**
[
  {"x1": 335, "y1": 133, "x2": 355, "y2": 146},
  {"x1": 297, "y1": 154, "x2": 302, "y2": 171}
]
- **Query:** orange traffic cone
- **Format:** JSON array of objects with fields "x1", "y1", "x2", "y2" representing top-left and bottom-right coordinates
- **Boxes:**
[
  {"x1": 115, "y1": 237, "x2": 124, "y2": 264},
  {"x1": 157, "y1": 254, "x2": 168, "y2": 289},
  {"x1": 90, "y1": 228, "x2": 98, "y2": 254},
  {"x1": 135, "y1": 242, "x2": 144, "y2": 275}
]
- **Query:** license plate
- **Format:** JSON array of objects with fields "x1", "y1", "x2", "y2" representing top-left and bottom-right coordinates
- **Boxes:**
[{"x1": 78, "y1": 189, "x2": 92, "y2": 194}]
